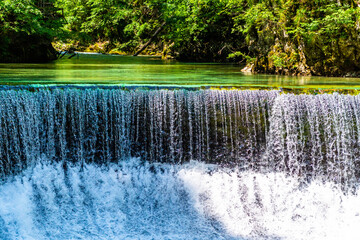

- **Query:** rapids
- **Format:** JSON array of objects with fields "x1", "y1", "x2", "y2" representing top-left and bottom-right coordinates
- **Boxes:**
[{"x1": 1, "y1": 159, "x2": 360, "y2": 240}]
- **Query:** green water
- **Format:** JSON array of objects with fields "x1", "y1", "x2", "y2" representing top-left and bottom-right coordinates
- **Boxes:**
[{"x1": 1, "y1": 53, "x2": 359, "y2": 89}]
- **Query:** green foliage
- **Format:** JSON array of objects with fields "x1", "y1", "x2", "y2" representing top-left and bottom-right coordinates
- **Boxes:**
[
  {"x1": 162, "y1": 0, "x2": 244, "y2": 61},
  {"x1": 269, "y1": 52, "x2": 287, "y2": 68},
  {"x1": 1, "y1": 0, "x2": 359, "y2": 73},
  {"x1": 0, "y1": 0, "x2": 62, "y2": 37},
  {"x1": 53, "y1": 0, "x2": 247, "y2": 59},
  {"x1": 0, "y1": 0, "x2": 63, "y2": 62},
  {"x1": 56, "y1": 0, "x2": 167, "y2": 51},
  {"x1": 228, "y1": 51, "x2": 255, "y2": 63}
]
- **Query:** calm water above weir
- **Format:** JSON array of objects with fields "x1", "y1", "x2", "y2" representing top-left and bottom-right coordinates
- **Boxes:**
[{"x1": 1, "y1": 53, "x2": 360, "y2": 89}]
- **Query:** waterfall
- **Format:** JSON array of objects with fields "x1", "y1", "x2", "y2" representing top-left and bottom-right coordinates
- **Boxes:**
[
  {"x1": 0, "y1": 88, "x2": 277, "y2": 179},
  {"x1": 1, "y1": 88, "x2": 360, "y2": 186},
  {"x1": 1, "y1": 87, "x2": 360, "y2": 239},
  {"x1": 266, "y1": 93, "x2": 360, "y2": 189}
]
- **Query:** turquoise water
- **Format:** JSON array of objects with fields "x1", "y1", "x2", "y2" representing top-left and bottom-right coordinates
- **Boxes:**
[{"x1": 0, "y1": 53, "x2": 359, "y2": 89}]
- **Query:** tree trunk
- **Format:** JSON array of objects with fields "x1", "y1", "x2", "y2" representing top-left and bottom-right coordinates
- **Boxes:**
[{"x1": 133, "y1": 22, "x2": 166, "y2": 56}]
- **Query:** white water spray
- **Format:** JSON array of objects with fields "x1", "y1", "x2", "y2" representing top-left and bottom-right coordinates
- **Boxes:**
[{"x1": 1, "y1": 159, "x2": 360, "y2": 239}]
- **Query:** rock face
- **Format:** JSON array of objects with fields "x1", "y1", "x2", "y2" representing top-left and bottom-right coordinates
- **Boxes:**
[
  {"x1": 239, "y1": 1, "x2": 360, "y2": 77},
  {"x1": 304, "y1": 35, "x2": 360, "y2": 77},
  {"x1": 249, "y1": 37, "x2": 360, "y2": 77},
  {"x1": 0, "y1": 33, "x2": 58, "y2": 63},
  {"x1": 246, "y1": 29, "x2": 360, "y2": 77}
]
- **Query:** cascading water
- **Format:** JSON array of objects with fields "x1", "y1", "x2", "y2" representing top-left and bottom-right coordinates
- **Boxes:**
[
  {"x1": 0, "y1": 87, "x2": 360, "y2": 240},
  {"x1": 0, "y1": 88, "x2": 276, "y2": 178},
  {"x1": 266, "y1": 93, "x2": 360, "y2": 190}
]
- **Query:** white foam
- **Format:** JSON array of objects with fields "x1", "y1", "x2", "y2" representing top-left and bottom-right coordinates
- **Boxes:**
[
  {"x1": 1, "y1": 159, "x2": 360, "y2": 240},
  {"x1": 0, "y1": 160, "x2": 235, "y2": 239},
  {"x1": 179, "y1": 165, "x2": 360, "y2": 240}
]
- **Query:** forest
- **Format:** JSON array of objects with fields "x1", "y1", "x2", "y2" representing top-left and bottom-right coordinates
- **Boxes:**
[{"x1": 1, "y1": 0, "x2": 360, "y2": 76}]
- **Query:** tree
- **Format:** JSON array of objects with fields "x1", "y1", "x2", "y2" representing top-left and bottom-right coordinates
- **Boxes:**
[{"x1": 0, "y1": 0, "x2": 63, "y2": 62}]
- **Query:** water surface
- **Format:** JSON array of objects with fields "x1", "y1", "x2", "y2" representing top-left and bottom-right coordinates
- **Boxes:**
[{"x1": 1, "y1": 53, "x2": 359, "y2": 89}]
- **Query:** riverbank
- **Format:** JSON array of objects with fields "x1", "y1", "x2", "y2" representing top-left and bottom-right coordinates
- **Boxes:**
[
  {"x1": 53, "y1": 38, "x2": 360, "y2": 78},
  {"x1": 52, "y1": 40, "x2": 174, "y2": 60}
]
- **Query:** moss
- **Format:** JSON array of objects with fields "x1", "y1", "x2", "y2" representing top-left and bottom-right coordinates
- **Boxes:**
[{"x1": 108, "y1": 49, "x2": 127, "y2": 55}]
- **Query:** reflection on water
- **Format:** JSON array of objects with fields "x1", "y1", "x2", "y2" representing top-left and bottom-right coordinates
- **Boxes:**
[{"x1": 0, "y1": 53, "x2": 359, "y2": 89}]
